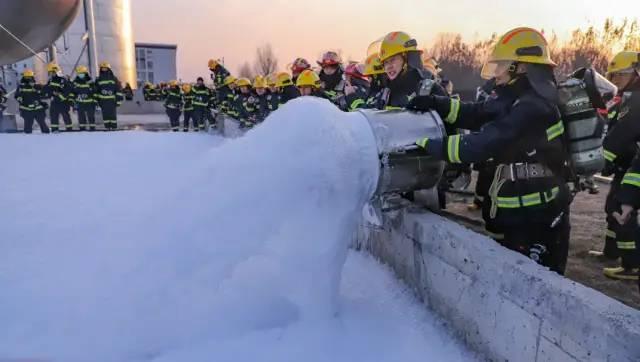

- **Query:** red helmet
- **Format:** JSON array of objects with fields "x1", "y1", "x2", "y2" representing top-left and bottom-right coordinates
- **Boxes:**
[
  {"x1": 291, "y1": 58, "x2": 311, "y2": 75},
  {"x1": 344, "y1": 63, "x2": 369, "y2": 82},
  {"x1": 317, "y1": 51, "x2": 341, "y2": 67}
]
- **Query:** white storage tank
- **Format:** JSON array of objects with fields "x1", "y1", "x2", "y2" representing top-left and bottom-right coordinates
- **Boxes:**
[{"x1": 88, "y1": 0, "x2": 136, "y2": 85}]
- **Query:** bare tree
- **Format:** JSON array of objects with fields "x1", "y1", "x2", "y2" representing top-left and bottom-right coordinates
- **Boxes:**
[
  {"x1": 253, "y1": 43, "x2": 278, "y2": 76},
  {"x1": 238, "y1": 61, "x2": 254, "y2": 79}
]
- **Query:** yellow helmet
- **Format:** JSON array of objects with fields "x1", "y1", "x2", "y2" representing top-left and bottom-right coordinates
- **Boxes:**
[
  {"x1": 22, "y1": 69, "x2": 35, "y2": 78},
  {"x1": 236, "y1": 77, "x2": 252, "y2": 87},
  {"x1": 275, "y1": 72, "x2": 293, "y2": 88},
  {"x1": 182, "y1": 83, "x2": 192, "y2": 93},
  {"x1": 266, "y1": 74, "x2": 277, "y2": 87},
  {"x1": 76, "y1": 65, "x2": 89, "y2": 74},
  {"x1": 253, "y1": 75, "x2": 267, "y2": 89},
  {"x1": 169, "y1": 80, "x2": 178, "y2": 87},
  {"x1": 607, "y1": 51, "x2": 640, "y2": 76},
  {"x1": 481, "y1": 27, "x2": 555, "y2": 79},
  {"x1": 208, "y1": 59, "x2": 219, "y2": 69},
  {"x1": 363, "y1": 53, "x2": 384, "y2": 76},
  {"x1": 379, "y1": 31, "x2": 420, "y2": 63},
  {"x1": 99, "y1": 61, "x2": 111, "y2": 69},
  {"x1": 47, "y1": 63, "x2": 60, "y2": 73},
  {"x1": 296, "y1": 70, "x2": 321, "y2": 88},
  {"x1": 223, "y1": 75, "x2": 237, "y2": 86}
]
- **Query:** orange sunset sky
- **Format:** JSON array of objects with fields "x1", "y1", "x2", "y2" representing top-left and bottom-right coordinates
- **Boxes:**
[{"x1": 132, "y1": 0, "x2": 639, "y2": 81}]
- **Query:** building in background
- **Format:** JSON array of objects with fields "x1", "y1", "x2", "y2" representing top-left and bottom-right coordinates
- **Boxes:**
[{"x1": 135, "y1": 43, "x2": 177, "y2": 87}]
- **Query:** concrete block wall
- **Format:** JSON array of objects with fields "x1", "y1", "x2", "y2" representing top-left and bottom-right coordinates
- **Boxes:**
[{"x1": 354, "y1": 203, "x2": 640, "y2": 361}]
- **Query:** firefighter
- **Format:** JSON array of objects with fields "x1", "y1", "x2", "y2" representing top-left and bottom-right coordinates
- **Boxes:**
[
  {"x1": 182, "y1": 83, "x2": 196, "y2": 131},
  {"x1": 234, "y1": 77, "x2": 259, "y2": 128},
  {"x1": 216, "y1": 75, "x2": 238, "y2": 118},
  {"x1": 208, "y1": 59, "x2": 231, "y2": 88},
  {"x1": 95, "y1": 62, "x2": 123, "y2": 131},
  {"x1": 192, "y1": 77, "x2": 210, "y2": 131},
  {"x1": 70, "y1": 65, "x2": 98, "y2": 131},
  {"x1": 468, "y1": 78, "x2": 500, "y2": 212},
  {"x1": 265, "y1": 74, "x2": 279, "y2": 113},
  {"x1": 123, "y1": 82, "x2": 134, "y2": 100},
  {"x1": 143, "y1": 82, "x2": 155, "y2": 101},
  {"x1": 367, "y1": 31, "x2": 447, "y2": 110},
  {"x1": 363, "y1": 52, "x2": 387, "y2": 101},
  {"x1": 253, "y1": 75, "x2": 269, "y2": 122},
  {"x1": 410, "y1": 27, "x2": 572, "y2": 275},
  {"x1": 596, "y1": 51, "x2": 640, "y2": 280},
  {"x1": 44, "y1": 63, "x2": 73, "y2": 132},
  {"x1": 164, "y1": 80, "x2": 182, "y2": 132},
  {"x1": 291, "y1": 58, "x2": 311, "y2": 83},
  {"x1": 296, "y1": 69, "x2": 324, "y2": 97},
  {"x1": 342, "y1": 63, "x2": 370, "y2": 111},
  {"x1": 15, "y1": 69, "x2": 50, "y2": 134},
  {"x1": 206, "y1": 85, "x2": 217, "y2": 130},
  {"x1": 317, "y1": 51, "x2": 344, "y2": 104},
  {"x1": 274, "y1": 72, "x2": 300, "y2": 109},
  {"x1": 159, "y1": 82, "x2": 168, "y2": 99}
]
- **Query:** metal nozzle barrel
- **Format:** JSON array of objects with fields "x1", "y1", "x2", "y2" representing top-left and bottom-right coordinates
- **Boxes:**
[{"x1": 357, "y1": 109, "x2": 446, "y2": 196}]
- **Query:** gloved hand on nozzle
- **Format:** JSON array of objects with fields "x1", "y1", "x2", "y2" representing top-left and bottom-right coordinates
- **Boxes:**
[{"x1": 407, "y1": 94, "x2": 436, "y2": 111}]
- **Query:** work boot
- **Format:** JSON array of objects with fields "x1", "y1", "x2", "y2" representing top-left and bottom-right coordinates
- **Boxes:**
[{"x1": 603, "y1": 266, "x2": 639, "y2": 281}]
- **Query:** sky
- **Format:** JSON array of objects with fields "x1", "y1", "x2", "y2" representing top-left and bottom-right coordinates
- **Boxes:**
[{"x1": 131, "y1": 0, "x2": 639, "y2": 81}]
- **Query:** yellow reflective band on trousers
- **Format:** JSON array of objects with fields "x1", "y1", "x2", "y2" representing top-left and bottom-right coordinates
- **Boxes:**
[
  {"x1": 546, "y1": 120, "x2": 565, "y2": 141},
  {"x1": 622, "y1": 173, "x2": 640, "y2": 188},
  {"x1": 496, "y1": 186, "x2": 559, "y2": 209},
  {"x1": 447, "y1": 135, "x2": 462, "y2": 163},
  {"x1": 608, "y1": 111, "x2": 617, "y2": 120},
  {"x1": 605, "y1": 229, "x2": 616, "y2": 238},
  {"x1": 617, "y1": 241, "x2": 636, "y2": 250},
  {"x1": 446, "y1": 98, "x2": 460, "y2": 124},
  {"x1": 603, "y1": 149, "x2": 617, "y2": 162},
  {"x1": 384, "y1": 106, "x2": 403, "y2": 110}
]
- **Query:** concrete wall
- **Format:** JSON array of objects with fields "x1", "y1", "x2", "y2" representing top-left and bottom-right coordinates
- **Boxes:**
[{"x1": 354, "y1": 200, "x2": 640, "y2": 362}]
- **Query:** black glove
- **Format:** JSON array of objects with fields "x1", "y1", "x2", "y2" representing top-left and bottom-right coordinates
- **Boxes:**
[{"x1": 407, "y1": 94, "x2": 436, "y2": 111}]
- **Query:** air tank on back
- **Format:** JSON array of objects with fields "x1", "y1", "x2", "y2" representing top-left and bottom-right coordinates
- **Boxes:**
[{"x1": 0, "y1": 0, "x2": 81, "y2": 65}]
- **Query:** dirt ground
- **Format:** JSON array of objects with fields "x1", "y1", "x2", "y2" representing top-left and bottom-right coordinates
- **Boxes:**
[{"x1": 442, "y1": 178, "x2": 640, "y2": 310}]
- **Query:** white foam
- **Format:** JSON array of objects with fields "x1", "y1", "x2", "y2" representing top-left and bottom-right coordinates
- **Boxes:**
[{"x1": 0, "y1": 98, "x2": 474, "y2": 361}]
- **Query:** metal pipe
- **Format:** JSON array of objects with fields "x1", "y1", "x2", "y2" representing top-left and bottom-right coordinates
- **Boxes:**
[
  {"x1": 83, "y1": 0, "x2": 99, "y2": 77},
  {"x1": 48, "y1": 44, "x2": 58, "y2": 64},
  {"x1": 0, "y1": 22, "x2": 48, "y2": 63}
]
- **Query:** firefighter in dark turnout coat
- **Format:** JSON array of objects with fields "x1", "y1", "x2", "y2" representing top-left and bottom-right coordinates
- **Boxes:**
[{"x1": 411, "y1": 28, "x2": 572, "y2": 274}]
